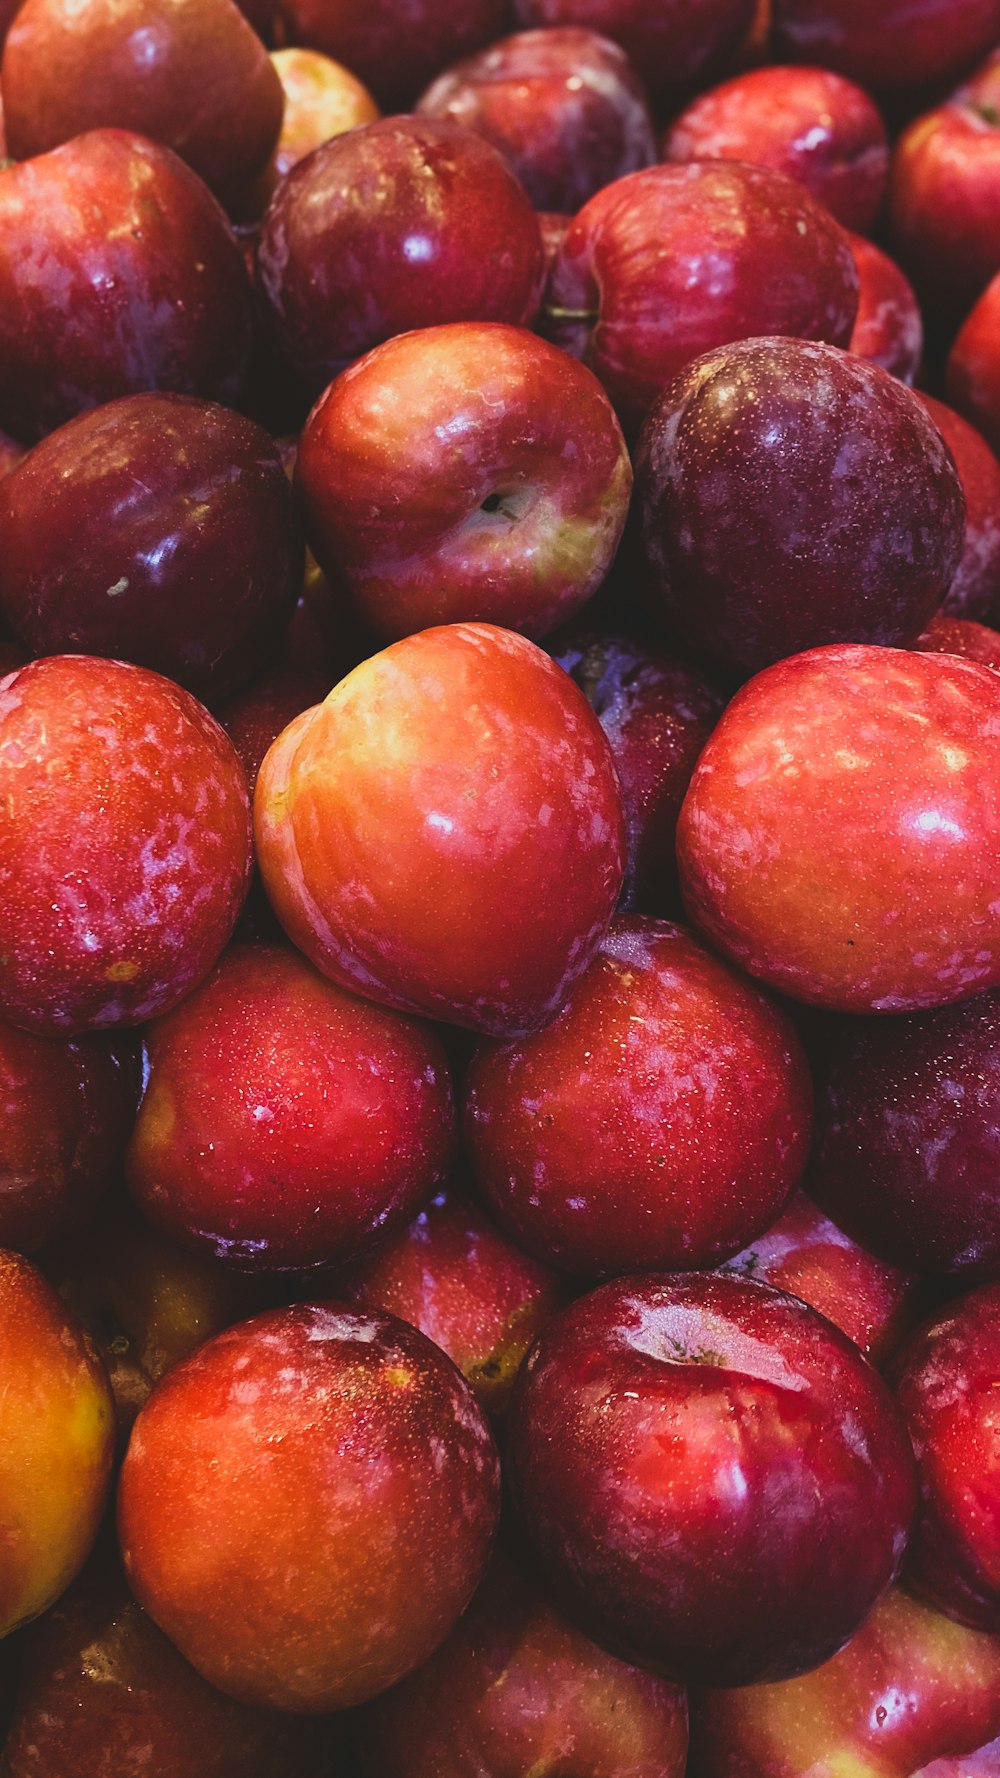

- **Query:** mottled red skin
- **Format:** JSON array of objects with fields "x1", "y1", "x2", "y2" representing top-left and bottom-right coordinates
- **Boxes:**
[
  {"x1": 772, "y1": 0, "x2": 1000, "y2": 94},
  {"x1": 353, "y1": 1552, "x2": 689, "y2": 1778},
  {"x1": 417, "y1": 28, "x2": 656, "y2": 216},
  {"x1": 254, "y1": 623, "x2": 625, "y2": 1037},
  {"x1": 466, "y1": 918, "x2": 812, "y2": 1278},
  {"x1": 915, "y1": 613, "x2": 1000, "y2": 670},
  {"x1": 890, "y1": 55, "x2": 1000, "y2": 319},
  {"x1": 0, "y1": 0, "x2": 283, "y2": 201},
  {"x1": 333, "y1": 1187, "x2": 570, "y2": 1417},
  {"x1": 0, "y1": 1559, "x2": 340, "y2": 1777},
  {"x1": 947, "y1": 273, "x2": 1000, "y2": 457},
  {"x1": 257, "y1": 119, "x2": 544, "y2": 401},
  {"x1": 0, "y1": 655, "x2": 252, "y2": 1035},
  {"x1": 237, "y1": 47, "x2": 380, "y2": 219},
  {"x1": 296, "y1": 323, "x2": 631, "y2": 643},
  {"x1": 0, "y1": 394, "x2": 302, "y2": 702},
  {"x1": 691, "y1": 1586, "x2": 1000, "y2": 1777},
  {"x1": 543, "y1": 161, "x2": 859, "y2": 432},
  {"x1": 678, "y1": 645, "x2": 1000, "y2": 1014},
  {"x1": 721, "y1": 1190, "x2": 922, "y2": 1368},
  {"x1": 917, "y1": 396, "x2": 1000, "y2": 621},
  {"x1": 664, "y1": 65, "x2": 889, "y2": 234},
  {"x1": 0, "y1": 1251, "x2": 115, "y2": 1637},
  {"x1": 848, "y1": 231, "x2": 923, "y2": 385},
  {"x1": 128, "y1": 943, "x2": 457, "y2": 1273},
  {"x1": 511, "y1": 0, "x2": 755, "y2": 101},
  {"x1": 508, "y1": 1272, "x2": 916, "y2": 1687},
  {"x1": 637, "y1": 339, "x2": 963, "y2": 678},
  {"x1": 0, "y1": 130, "x2": 253, "y2": 444},
  {"x1": 0, "y1": 1024, "x2": 138, "y2": 1254},
  {"x1": 551, "y1": 630, "x2": 725, "y2": 913},
  {"x1": 275, "y1": 0, "x2": 506, "y2": 110},
  {"x1": 118, "y1": 1303, "x2": 501, "y2": 1710}
]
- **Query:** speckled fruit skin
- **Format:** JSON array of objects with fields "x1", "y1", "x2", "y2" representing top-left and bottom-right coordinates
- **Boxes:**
[
  {"x1": 507, "y1": 1272, "x2": 917, "y2": 1687},
  {"x1": 893, "y1": 1286, "x2": 1000, "y2": 1634},
  {"x1": 295, "y1": 323, "x2": 632, "y2": 643},
  {"x1": 848, "y1": 232, "x2": 923, "y2": 384},
  {"x1": 0, "y1": 656, "x2": 252, "y2": 1036},
  {"x1": 238, "y1": 48, "x2": 380, "y2": 218},
  {"x1": 256, "y1": 118, "x2": 545, "y2": 401},
  {"x1": 0, "y1": 1252, "x2": 115, "y2": 1638},
  {"x1": 0, "y1": 1024, "x2": 138, "y2": 1255},
  {"x1": 127, "y1": 943, "x2": 457, "y2": 1273},
  {"x1": 465, "y1": 917, "x2": 812, "y2": 1278},
  {"x1": 416, "y1": 28, "x2": 657, "y2": 215},
  {"x1": 274, "y1": 0, "x2": 506, "y2": 110},
  {"x1": 0, "y1": 395, "x2": 302, "y2": 702},
  {"x1": 0, "y1": 1557, "x2": 339, "y2": 1778},
  {"x1": 542, "y1": 161, "x2": 858, "y2": 432},
  {"x1": 353, "y1": 1552, "x2": 690, "y2": 1778},
  {"x1": 722, "y1": 1191, "x2": 922, "y2": 1367},
  {"x1": 691, "y1": 1587, "x2": 1000, "y2": 1778},
  {"x1": 551, "y1": 630, "x2": 725, "y2": 913},
  {"x1": 809, "y1": 992, "x2": 1000, "y2": 1278},
  {"x1": 917, "y1": 394, "x2": 1000, "y2": 621},
  {"x1": 772, "y1": 0, "x2": 1000, "y2": 93},
  {"x1": 0, "y1": 130, "x2": 252, "y2": 444},
  {"x1": 677, "y1": 645, "x2": 1000, "y2": 1014},
  {"x1": 637, "y1": 339, "x2": 964, "y2": 679},
  {"x1": 0, "y1": 0, "x2": 283, "y2": 201},
  {"x1": 254, "y1": 623, "x2": 625, "y2": 1037},
  {"x1": 511, "y1": 0, "x2": 755, "y2": 101},
  {"x1": 664, "y1": 65, "x2": 889, "y2": 234},
  {"x1": 118, "y1": 1303, "x2": 501, "y2": 1711},
  {"x1": 916, "y1": 614, "x2": 1000, "y2": 669}
]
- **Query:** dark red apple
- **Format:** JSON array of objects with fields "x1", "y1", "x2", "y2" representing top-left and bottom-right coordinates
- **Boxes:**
[
  {"x1": 417, "y1": 28, "x2": 657, "y2": 215},
  {"x1": 949, "y1": 280, "x2": 1000, "y2": 461},
  {"x1": 636, "y1": 338, "x2": 964, "y2": 677},
  {"x1": 237, "y1": 46, "x2": 380, "y2": 217},
  {"x1": 0, "y1": 655, "x2": 251, "y2": 1035},
  {"x1": 677, "y1": 646, "x2": 1000, "y2": 1013},
  {"x1": 510, "y1": 0, "x2": 756, "y2": 102},
  {"x1": 220, "y1": 661, "x2": 334, "y2": 794},
  {"x1": 507, "y1": 1271, "x2": 917, "y2": 1686},
  {"x1": 274, "y1": 0, "x2": 507, "y2": 110},
  {"x1": 915, "y1": 394, "x2": 1000, "y2": 620},
  {"x1": 543, "y1": 161, "x2": 859, "y2": 431},
  {"x1": 254, "y1": 623, "x2": 625, "y2": 1037},
  {"x1": 848, "y1": 231, "x2": 923, "y2": 384},
  {"x1": 118, "y1": 1303, "x2": 501, "y2": 1710},
  {"x1": 771, "y1": 0, "x2": 1000, "y2": 94},
  {"x1": 915, "y1": 613, "x2": 1000, "y2": 669}
]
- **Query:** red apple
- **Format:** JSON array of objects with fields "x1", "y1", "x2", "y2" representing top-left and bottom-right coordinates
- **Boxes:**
[
  {"x1": 295, "y1": 323, "x2": 631, "y2": 642},
  {"x1": 949, "y1": 277, "x2": 1000, "y2": 456},
  {"x1": 678, "y1": 645, "x2": 1000, "y2": 1013},
  {"x1": 254, "y1": 623, "x2": 626, "y2": 1037},
  {"x1": 237, "y1": 47, "x2": 380, "y2": 218},
  {"x1": 848, "y1": 231, "x2": 924, "y2": 384},
  {"x1": 915, "y1": 613, "x2": 1000, "y2": 669},
  {"x1": 510, "y1": 0, "x2": 756, "y2": 103},
  {"x1": 772, "y1": 0, "x2": 1000, "y2": 95},
  {"x1": 916, "y1": 395, "x2": 1000, "y2": 620},
  {"x1": 274, "y1": 0, "x2": 507, "y2": 110},
  {"x1": 118, "y1": 1303, "x2": 501, "y2": 1709},
  {"x1": 220, "y1": 662, "x2": 334, "y2": 795},
  {"x1": 921, "y1": 1738, "x2": 1000, "y2": 1776}
]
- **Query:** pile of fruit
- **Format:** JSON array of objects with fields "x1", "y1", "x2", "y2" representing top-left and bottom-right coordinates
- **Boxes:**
[{"x1": 5, "y1": 0, "x2": 1000, "y2": 1771}]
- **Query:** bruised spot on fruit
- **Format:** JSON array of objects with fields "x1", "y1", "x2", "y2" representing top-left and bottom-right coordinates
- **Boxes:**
[
  {"x1": 105, "y1": 961, "x2": 139, "y2": 983},
  {"x1": 384, "y1": 1365, "x2": 415, "y2": 1389}
]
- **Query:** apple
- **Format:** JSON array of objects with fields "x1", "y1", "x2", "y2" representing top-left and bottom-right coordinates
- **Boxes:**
[
  {"x1": 677, "y1": 645, "x2": 1000, "y2": 1013},
  {"x1": 510, "y1": 0, "x2": 756, "y2": 103},
  {"x1": 848, "y1": 231, "x2": 924, "y2": 384},
  {"x1": 118, "y1": 1302, "x2": 501, "y2": 1709},
  {"x1": 915, "y1": 394, "x2": 1000, "y2": 620},
  {"x1": 771, "y1": 0, "x2": 1000, "y2": 95},
  {"x1": 948, "y1": 274, "x2": 1000, "y2": 458},
  {"x1": 221, "y1": 662, "x2": 335, "y2": 794},
  {"x1": 921, "y1": 1738, "x2": 1000, "y2": 1776},
  {"x1": 637, "y1": 338, "x2": 963, "y2": 677},
  {"x1": 416, "y1": 27, "x2": 657, "y2": 214},
  {"x1": 295, "y1": 322, "x2": 631, "y2": 642},
  {"x1": 915, "y1": 612, "x2": 1000, "y2": 668},
  {"x1": 236, "y1": 47, "x2": 380, "y2": 218},
  {"x1": 274, "y1": 0, "x2": 507, "y2": 110}
]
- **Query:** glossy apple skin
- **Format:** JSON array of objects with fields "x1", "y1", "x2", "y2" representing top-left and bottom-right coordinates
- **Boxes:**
[
  {"x1": 722, "y1": 1191, "x2": 922, "y2": 1368},
  {"x1": 417, "y1": 28, "x2": 656, "y2": 215},
  {"x1": 0, "y1": 130, "x2": 253, "y2": 444},
  {"x1": 275, "y1": 0, "x2": 506, "y2": 110},
  {"x1": 0, "y1": 395, "x2": 302, "y2": 702},
  {"x1": 692, "y1": 1585, "x2": 1000, "y2": 1777},
  {"x1": 638, "y1": 339, "x2": 962, "y2": 678},
  {"x1": 915, "y1": 613, "x2": 1000, "y2": 669},
  {"x1": 118, "y1": 1303, "x2": 501, "y2": 1710},
  {"x1": 947, "y1": 272, "x2": 1000, "y2": 457},
  {"x1": 543, "y1": 161, "x2": 859, "y2": 432},
  {"x1": 772, "y1": 0, "x2": 1000, "y2": 93},
  {"x1": 333, "y1": 1186, "x2": 570, "y2": 1418},
  {"x1": 916, "y1": 394, "x2": 1000, "y2": 621},
  {"x1": 0, "y1": 1025, "x2": 138, "y2": 1255},
  {"x1": 257, "y1": 118, "x2": 544, "y2": 399},
  {"x1": 664, "y1": 65, "x2": 889, "y2": 233},
  {"x1": 0, "y1": 655, "x2": 252, "y2": 1035},
  {"x1": 678, "y1": 645, "x2": 1000, "y2": 1014},
  {"x1": 255, "y1": 623, "x2": 625, "y2": 1037},
  {"x1": 465, "y1": 917, "x2": 812, "y2": 1278},
  {"x1": 507, "y1": 1272, "x2": 917, "y2": 1687},
  {"x1": 551, "y1": 630, "x2": 724, "y2": 912},
  {"x1": 511, "y1": 0, "x2": 755, "y2": 101},
  {"x1": 128, "y1": 943, "x2": 457, "y2": 1273},
  {"x1": 848, "y1": 231, "x2": 923, "y2": 384},
  {"x1": 0, "y1": 1252, "x2": 115, "y2": 1638},
  {"x1": 890, "y1": 56, "x2": 1000, "y2": 319},
  {"x1": 1, "y1": 1558, "x2": 340, "y2": 1778},
  {"x1": 353, "y1": 1552, "x2": 689, "y2": 1778},
  {"x1": 238, "y1": 47, "x2": 379, "y2": 218},
  {"x1": 0, "y1": 0, "x2": 283, "y2": 201},
  {"x1": 296, "y1": 323, "x2": 631, "y2": 643}
]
